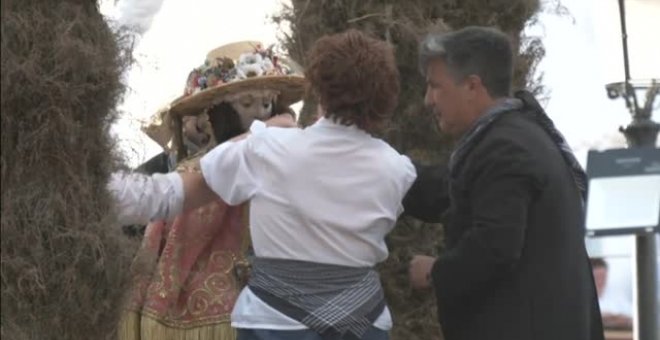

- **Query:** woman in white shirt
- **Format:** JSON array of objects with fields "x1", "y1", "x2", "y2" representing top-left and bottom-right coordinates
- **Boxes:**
[{"x1": 112, "y1": 30, "x2": 416, "y2": 340}]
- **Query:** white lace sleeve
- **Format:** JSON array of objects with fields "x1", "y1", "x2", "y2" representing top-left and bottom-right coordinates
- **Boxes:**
[{"x1": 107, "y1": 171, "x2": 184, "y2": 226}]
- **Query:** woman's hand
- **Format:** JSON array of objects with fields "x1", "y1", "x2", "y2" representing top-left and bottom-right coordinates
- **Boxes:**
[
  {"x1": 266, "y1": 113, "x2": 297, "y2": 128},
  {"x1": 228, "y1": 112, "x2": 298, "y2": 143},
  {"x1": 183, "y1": 115, "x2": 211, "y2": 146}
]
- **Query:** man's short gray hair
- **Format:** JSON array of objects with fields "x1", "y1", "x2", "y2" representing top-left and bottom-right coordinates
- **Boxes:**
[{"x1": 419, "y1": 26, "x2": 514, "y2": 98}]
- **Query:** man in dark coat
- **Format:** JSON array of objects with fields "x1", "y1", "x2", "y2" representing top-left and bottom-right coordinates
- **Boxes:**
[{"x1": 406, "y1": 26, "x2": 604, "y2": 340}]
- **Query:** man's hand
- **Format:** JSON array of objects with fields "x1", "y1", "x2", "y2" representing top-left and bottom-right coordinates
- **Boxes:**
[
  {"x1": 409, "y1": 255, "x2": 437, "y2": 289},
  {"x1": 602, "y1": 313, "x2": 633, "y2": 330},
  {"x1": 266, "y1": 113, "x2": 297, "y2": 128}
]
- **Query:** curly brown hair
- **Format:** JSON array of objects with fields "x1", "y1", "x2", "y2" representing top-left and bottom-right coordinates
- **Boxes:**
[{"x1": 305, "y1": 29, "x2": 400, "y2": 133}]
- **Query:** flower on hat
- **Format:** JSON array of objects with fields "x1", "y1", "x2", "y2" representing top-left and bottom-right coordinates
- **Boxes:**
[
  {"x1": 182, "y1": 44, "x2": 295, "y2": 98},
  {"x1": 236, "y1": 64, "x2": 262, "y2": 79},
  {"x1": 238, "y1": 52, "x2": 262, "y2": 67},
  {"x1": 236, "y1": 52, "x2": 278, "y2": 79}
]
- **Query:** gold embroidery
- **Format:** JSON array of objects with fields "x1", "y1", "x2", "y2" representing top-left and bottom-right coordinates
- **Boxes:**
[
  {"x1": 137, "y1": 250, "x2": 242, "y2": 326},
  {"x1": 188, "y1": 289, "x2": 212, "y2": 316},
  {"x1": 124, "y1": 172, "x2": 252, "y2": 329}
]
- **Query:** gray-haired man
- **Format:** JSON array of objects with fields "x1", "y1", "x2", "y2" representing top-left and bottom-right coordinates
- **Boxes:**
[{"x1": 406, "y1": 26, "x2": 604, "y2": 340}]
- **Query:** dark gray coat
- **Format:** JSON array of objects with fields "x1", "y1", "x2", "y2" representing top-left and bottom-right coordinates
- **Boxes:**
[{"x1": 403, "y1": 103, "x2": 604, "y2": 340}]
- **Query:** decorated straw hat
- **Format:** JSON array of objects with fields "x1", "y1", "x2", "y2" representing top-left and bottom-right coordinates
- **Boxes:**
[
  {"x1": 168, "y1": 41, "x2": 306, "y2": 117},
  {"x1": 141, "y1": 41, "x2": 305, "y2": 151}
]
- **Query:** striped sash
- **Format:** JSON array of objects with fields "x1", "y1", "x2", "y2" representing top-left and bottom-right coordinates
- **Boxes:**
[{"x1": 247, "y1": 257, "x2": 385, "y2": 340}]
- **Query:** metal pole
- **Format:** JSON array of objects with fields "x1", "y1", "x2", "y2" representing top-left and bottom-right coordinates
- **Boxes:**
[
  {"x1": 617, "y1": 0, "x2": 639, "y2": 114},
  {"x1": 634, "y1": 236, "x2": 659, "y2": 340},
  {"x1": 616, "y1": 2, "x2": 660, "y2": 339}
]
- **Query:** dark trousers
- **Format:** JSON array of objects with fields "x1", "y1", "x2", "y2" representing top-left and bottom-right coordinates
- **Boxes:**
[{"x1": 237, "y1": 327, "x2": 389, "y2": 340}]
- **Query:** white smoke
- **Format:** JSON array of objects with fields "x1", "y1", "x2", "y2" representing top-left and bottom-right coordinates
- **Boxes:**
[{"x1": 116, "y1": 0, "x2": 166, "y2": 35}]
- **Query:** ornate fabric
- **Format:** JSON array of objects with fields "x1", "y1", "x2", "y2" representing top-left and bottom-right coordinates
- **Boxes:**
[
  {"x1": 126, "y1": 200, "x2": 248, "y2": 328},
  {"x1": 120, "y1": 155, "x2": 250, "y2": 339}
]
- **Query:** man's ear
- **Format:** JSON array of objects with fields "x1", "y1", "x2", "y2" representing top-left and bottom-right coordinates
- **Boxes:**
[{"x1": 465, "y1": 74, "x2": 483, "y2": 93}]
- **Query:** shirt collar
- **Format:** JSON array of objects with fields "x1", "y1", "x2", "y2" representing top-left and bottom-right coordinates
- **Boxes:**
[
  {"x1": 310, "y1": 117, "x2": 370, "y2": 137},
  {"x1": 456, "y1": 98, "x2": 522, "y2": 142}
]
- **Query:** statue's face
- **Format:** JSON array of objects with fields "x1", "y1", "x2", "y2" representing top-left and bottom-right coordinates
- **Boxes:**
[
  {"x1": 230, "y1": 91, "x2": 277, "y2": 129},
  {"x1": 182, "y1": 90, "x2": 279, "y2": 150}
]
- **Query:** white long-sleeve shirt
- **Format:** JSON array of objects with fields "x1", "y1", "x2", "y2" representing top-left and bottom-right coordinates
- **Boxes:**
[
  {"x1": 199, "y1": 118, "x2": 416, "y2": 330},
  {"x1": 108, "y1": 121, "x2": 273, "y2": 226},
  {"x1": 108, "y1": 171, "x2": 183, "y2": 226},
  {"x1": 107, "y1": 121, "x2": 269, "y2": 226}
]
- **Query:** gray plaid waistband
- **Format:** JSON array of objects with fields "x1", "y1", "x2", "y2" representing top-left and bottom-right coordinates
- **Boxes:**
[{"x1": 248, "y1": 257, "x2": 386, "y2": 340}]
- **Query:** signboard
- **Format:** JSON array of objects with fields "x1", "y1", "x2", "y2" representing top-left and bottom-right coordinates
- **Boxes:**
[{"x1": 585, "y1": 147, "x2": 660, "y2": 236}]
